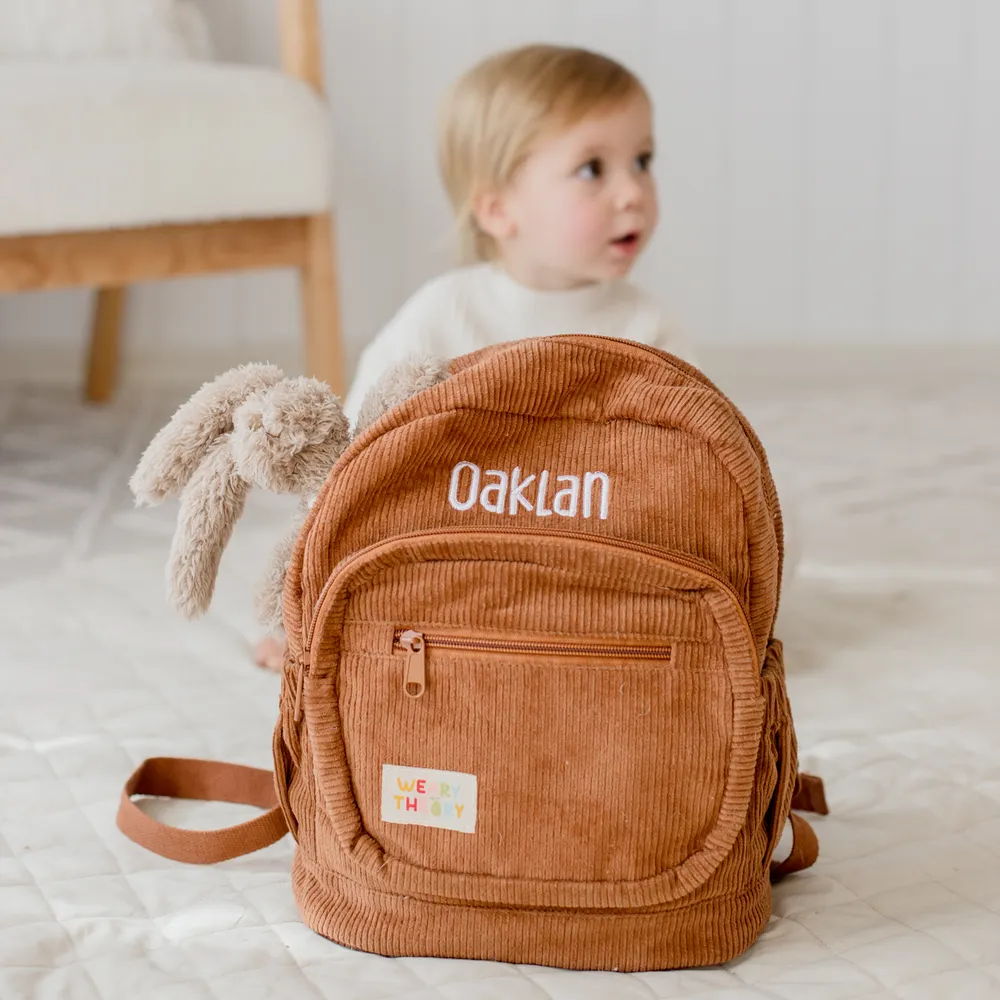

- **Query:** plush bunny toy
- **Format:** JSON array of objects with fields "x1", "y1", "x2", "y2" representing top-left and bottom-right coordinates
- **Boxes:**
[{"x1": 129, "y1": 355, "x2": 450, "y2": 628}]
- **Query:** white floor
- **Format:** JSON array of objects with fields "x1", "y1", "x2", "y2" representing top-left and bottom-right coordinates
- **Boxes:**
[{"x1": 2, "y1": 353, "x2": 1000, "y2": 1000}]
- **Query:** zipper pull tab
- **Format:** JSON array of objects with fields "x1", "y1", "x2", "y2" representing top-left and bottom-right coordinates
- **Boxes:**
[
  {"x1": 398, "y1": 630, "x2": 426, "y2": 698},
  {"x1": 293, "y1": 648, "x2": 310, "y2": 722}
]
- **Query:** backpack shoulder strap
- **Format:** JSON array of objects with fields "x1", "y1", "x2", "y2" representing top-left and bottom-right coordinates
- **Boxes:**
[
  {"x1": 771, "y1": 772, "x2": 829, "y2": 881},
  {"x1": 117, "y1": 757, "x2": 287, "y2": 864}
]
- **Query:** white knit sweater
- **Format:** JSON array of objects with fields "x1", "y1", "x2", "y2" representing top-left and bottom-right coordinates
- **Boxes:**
[{"x1": 342, "y1": 264, "x2": 697, "y2": 426}]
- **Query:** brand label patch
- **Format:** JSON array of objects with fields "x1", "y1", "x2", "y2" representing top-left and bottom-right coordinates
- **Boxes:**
[{"x1": 381, "y1": 764, "x2": 477, "y2": 834}]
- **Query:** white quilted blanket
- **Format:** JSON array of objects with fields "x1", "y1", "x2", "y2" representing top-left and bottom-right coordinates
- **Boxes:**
[{"x1": 2, "y1": 360, "x2": 999, "y2": 1000}]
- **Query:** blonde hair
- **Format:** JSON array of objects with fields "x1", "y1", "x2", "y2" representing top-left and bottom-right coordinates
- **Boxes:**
[{"x1": 437, "y1": 44, "x2": 648, "y2": 263}]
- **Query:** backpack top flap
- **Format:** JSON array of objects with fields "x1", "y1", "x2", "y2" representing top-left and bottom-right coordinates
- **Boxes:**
[{"x1": 285, "y1": 334, "x2": 783, "y2": 663}]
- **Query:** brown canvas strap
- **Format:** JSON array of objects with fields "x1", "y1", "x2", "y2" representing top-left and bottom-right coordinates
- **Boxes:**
[
  {"x1": 770, "y1": 812, "x2": 820, "y2": 881},
  {"x1": 770, "y1": 771, "x2": 828, "y2": 881},
  {"x1": 117, "y1": 757, "x2": 288, "y2": 864},
  {"x1": 791, "y1": 771, "x2": 829, "y2": 816},
  {"x1": 118, "y1": 759, "x2": 827, "y2": 873}
]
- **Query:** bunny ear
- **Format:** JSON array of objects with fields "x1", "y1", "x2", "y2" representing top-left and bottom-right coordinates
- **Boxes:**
[
  {"x1": 130, "y1": 363, "x2": 283, "y2": 506},
  {"x1": 232, "y1": 376, "x2": 350, "y2": 496},
  {"x1": 166, "y1": 436, "x2": 250, "y2": 619},
  {"x1": 353, "y1": 354, "x2": 451, "y2": 435}
]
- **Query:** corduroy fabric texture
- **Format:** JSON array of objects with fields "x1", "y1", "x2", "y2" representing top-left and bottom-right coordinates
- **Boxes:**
[{"x1": 269, "y1": 334, "x2": 822, "y2": 971}]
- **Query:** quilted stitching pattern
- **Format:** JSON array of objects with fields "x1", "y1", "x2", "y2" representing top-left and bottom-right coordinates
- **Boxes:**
[{"x1": 2, "y1": 365, "x2": 999, "y2": 999}]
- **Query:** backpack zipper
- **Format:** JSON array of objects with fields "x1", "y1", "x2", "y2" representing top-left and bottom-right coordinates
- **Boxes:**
[
  {"x1": 294, "y1": 526, "x2": 754, "y2": 722},
  {"x1": 393, "y1": 628, "x2": 674, "y2": 699}
]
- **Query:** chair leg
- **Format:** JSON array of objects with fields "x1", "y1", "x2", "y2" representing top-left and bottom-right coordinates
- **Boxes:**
[
  {"x1": 299, "y1": 212, "x2": 344, "y2": 396},
  {"x1": 86, "y1": 286, "x2": 126, "y2": 402}
]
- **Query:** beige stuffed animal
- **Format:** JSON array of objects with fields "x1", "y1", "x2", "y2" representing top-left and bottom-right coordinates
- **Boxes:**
[{"x1": 130, "y1": 355, "x2": 449, "y2": 630}]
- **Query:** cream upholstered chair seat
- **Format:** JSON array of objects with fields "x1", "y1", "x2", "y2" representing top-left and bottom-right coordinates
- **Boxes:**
[
  {"x1": 0, "y1": 61, "x2": 333, "y2": 236},
  {"x1": 0, "y1": 1, "x2": 344, "y2": 402}
]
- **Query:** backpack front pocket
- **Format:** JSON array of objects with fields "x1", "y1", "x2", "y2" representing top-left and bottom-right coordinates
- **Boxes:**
[
  {"x1": 347, "y1": 625, "x2": 726, "y2": 882},
  {"x1": 300, "y1": 527, "x2": 764, "y2": 910}
]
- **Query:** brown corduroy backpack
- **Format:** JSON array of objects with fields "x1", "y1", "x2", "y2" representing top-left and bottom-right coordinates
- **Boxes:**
[{"x1": 118, "y1": 334, "x2": 827, "y2": 972}]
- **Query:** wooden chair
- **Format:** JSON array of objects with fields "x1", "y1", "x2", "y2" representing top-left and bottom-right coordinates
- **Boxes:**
[{"x1": 0, "y1": 0, "x2": 343, "y2": 401}]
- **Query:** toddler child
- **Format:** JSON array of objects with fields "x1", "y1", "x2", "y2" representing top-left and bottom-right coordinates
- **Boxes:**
[{"x1": 342, "y1": 43, "x2": 695, "y2": 424}]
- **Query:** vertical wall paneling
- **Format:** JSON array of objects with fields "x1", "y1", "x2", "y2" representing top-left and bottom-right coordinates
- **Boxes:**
[
  {"x1": 805, "y1": 0, "x2": 885, "y2": 344},
  {"x1": 2, "y1": 0, "x2": 998, "y2": 389},
  {"x1": 724, "y1": 0, "x2": 809, "y2": 342},
  {"x1": 646, "y1": 1, "x2": 728, "y2": 343},
  {"x1": 966, "y1": 0, "x2": 1000, "y2": 341},
  {"x1": 325, "y1": 0, "x2": 407, "y2": 368},
  {"x1": 884, "y1": 0, "x2": 965, "y2": 342}
]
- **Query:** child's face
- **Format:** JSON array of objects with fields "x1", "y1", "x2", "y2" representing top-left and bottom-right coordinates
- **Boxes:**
[{"x1": 481, "y1": 93, "x2": 658, "y2": 289}]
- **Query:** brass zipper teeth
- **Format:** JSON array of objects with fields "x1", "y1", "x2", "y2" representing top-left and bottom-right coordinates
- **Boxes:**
[{"x1": 392, "y1": 632, "x2": 672, "y2": 659}]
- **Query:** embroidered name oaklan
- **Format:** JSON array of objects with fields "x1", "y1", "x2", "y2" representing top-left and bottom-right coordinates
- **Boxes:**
[{"x1": 447, "y1": 461, "x2": 611, "y2": 520}]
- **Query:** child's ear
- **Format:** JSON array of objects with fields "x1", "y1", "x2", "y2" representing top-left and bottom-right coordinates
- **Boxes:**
[{"x1": 472, "y1": 189, "x2": 517, "y2": 241}]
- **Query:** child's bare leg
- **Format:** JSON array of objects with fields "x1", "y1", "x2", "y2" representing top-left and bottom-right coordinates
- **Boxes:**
[{"x1": 254, "y1": 630, "x2": 286, "y2": 672}]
